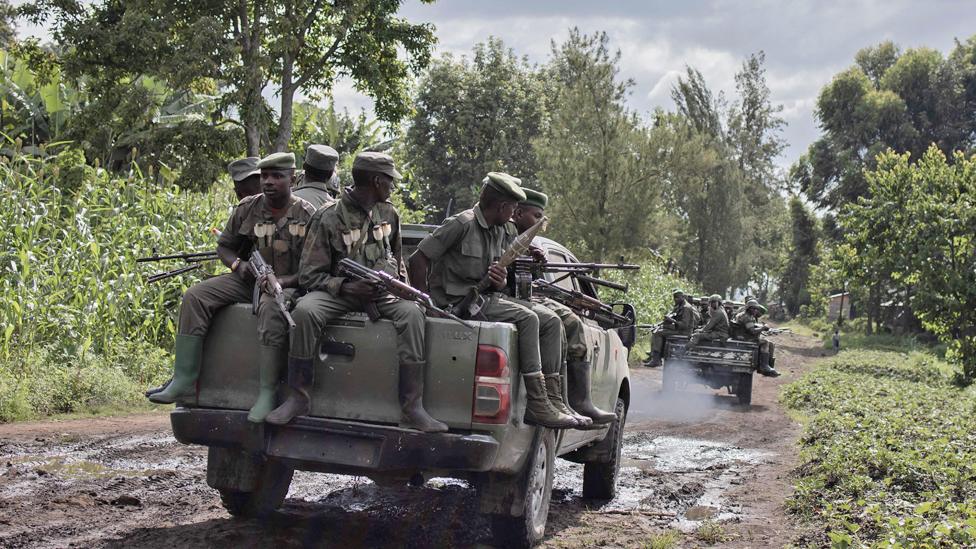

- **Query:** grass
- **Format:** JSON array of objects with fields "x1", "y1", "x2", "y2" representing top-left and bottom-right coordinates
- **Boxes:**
[
  {"x1": 642, "y1": 530, "x2": 682, "y2": 549},
  {"x1": 782, "y1": 348, "x2": 976, "y2": 547},
  {"x1": 694, "y1": 520, "x2": 728, "y2": 544}
]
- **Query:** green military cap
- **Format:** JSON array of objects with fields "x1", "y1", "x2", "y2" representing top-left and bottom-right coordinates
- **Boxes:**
[
  {"x1": 304, "y1": 144, "x2": 339, "y2": 171},
  {"x1": 353, "y1": 151, "x2": 402, "y2": 180},
  {"x1": 227, "y1": 157, "x2": 260, "y2": 182},
  {"x1": 483, "y1": 172, "x2": 526, "y2": 202},
  {"x1": 519, "y1": 188, "x2": 548, "y2": 210},
  {"x1": 672, "y1": 288, "x2": 684, "y2": 296},
  {"x1": 257, "y1": 152, "x2": 296, "y2": 170},
  {"x1": 708, "y1": 294, "x2": 723, "y2": 303}
]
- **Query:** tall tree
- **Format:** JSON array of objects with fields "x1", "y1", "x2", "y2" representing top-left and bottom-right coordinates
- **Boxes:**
[
  {"x1": 793, "y1": 37, "x2": 976, "y2": 216},
  {"x1": 0, "y1": 0, "x2": 15, "y2": 47},
  {"x1": 406, "y1": 37, "x2": 547, "y2": 221},
  {"x1": 533, "y1": 29, "x2": 659, "y2": 262},
  {"x1": 20, "y1": 0, "x2": 435, "y2": 183},
  {"x1": 779, "y1": 196, "x2": 819, "y2": 316}
]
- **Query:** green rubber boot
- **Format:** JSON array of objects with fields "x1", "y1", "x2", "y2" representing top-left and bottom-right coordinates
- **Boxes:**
[
  {"x1": 149, "y1": 335, "x2": 204, "y2": 404},
  {"x1": 248, "y1": 345, "x2": 285, "y2": 423}
]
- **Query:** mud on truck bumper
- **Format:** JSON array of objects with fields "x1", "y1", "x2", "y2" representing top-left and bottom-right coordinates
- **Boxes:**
[{"x1": 171, "y1": 408, "x2": 499, "y2": 473}]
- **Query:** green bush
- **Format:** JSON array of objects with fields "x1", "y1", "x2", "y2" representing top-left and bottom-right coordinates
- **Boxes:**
[{"x1": 783, "y1": 349, "x2": 976, "y2": 547}]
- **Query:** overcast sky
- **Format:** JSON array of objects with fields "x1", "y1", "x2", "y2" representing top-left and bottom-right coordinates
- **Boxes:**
[
  {"x1": 16, "y1": 1, "x2": 976, "y2": 169},
  {"x1": 335, "y1": 0, "x2": 976, "y2": 169}
]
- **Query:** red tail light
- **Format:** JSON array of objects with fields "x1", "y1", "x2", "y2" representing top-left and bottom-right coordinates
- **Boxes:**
[{"x1": 473, "y1": 345, "x2": 511, "y2": 424}]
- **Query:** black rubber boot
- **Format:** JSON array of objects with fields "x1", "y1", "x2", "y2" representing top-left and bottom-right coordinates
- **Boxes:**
[
  {"x1": 567, "y1": 360, "x2": 616, "y2": 424},
  {"x1": 643, "y1": 350, "x2": 662, "y2": 368},
  {"x1": 757, "y1": 352, "x2": 781, "y2": 377},
  {"x1": 265, "y1": 357, "x2": 313, "y2": 425},
  {"x1": 149, "y1": 335, "x2": 204, "y2": 404},
  {"x1": 144, "y1": 377, "x2": 171, "y2": 398},
  {"x1": 522, "y1": 372, "x2": 578, "y2": 429},
  {"x1": 545, "y1": 374, "x2": 601, "y2": 430},
  {"x1": 398, "y1": 363, "x2": 448, "y2": 433},
  {"x1": 248, "y1": 345, "x2": 285, "y2": 423}
]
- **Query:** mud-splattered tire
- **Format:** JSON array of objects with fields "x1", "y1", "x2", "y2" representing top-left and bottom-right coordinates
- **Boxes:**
[
  {"x1": 490, "y1": 429, "x2": 556, "y2": 548},
  {"x1": 217, "y1": 458, "x2": 294, "y2": 519},
  {"x1": 736, "y1": 373, "x2": 753, "y2": 406},
  {"x1": 582, "y1": 397, "x2": 627, "y2": 500}
]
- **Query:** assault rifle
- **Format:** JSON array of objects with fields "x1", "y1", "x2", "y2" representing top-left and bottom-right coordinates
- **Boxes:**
[
  {"x1": 764, "y1": 327, "x2": 793, "y2": 336},
  {"x1": 139, "y1": 248, "x2": 218, "y2": 284},
  {"x1": 532, "y1": 279, "x2": 631, "y2": 327},
  {"x1": 338, "y1": 258, "x2": 475, "y2": 329},
  {"x1": 512, "y1": 258, "x2": 639, "y2": 274},
  {"x1": 248, "y1": 250, "x2": 296, "y2": 329},
  {"x1": 452, "y1": 216, "x2": 549, "y2": 320}
]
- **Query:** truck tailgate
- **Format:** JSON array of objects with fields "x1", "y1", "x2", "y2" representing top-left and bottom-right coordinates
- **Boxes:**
[{"x1": 195, "y1": 305, "x2": 478, "y2": 430}]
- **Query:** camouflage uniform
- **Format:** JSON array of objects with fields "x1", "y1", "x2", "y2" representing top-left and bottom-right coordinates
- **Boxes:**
[
  {"x1": 179, "y1": 193, "x2": 315, "y2": 347},
  {"x1": 417, "y1": 203, "x2": 564, "y2": 376},
  {"x1": 733, "y1": 310, "x2": 775, "y2": 356},
  {"x1": 294, "y1": 144, "x2": 340, "y2": 210},
  {"x1": 289, "y1": 190, "x2": 421, "y2": 362},
  {"x1": 293, "y1": 175, "x2": 338, "y2": 210}
]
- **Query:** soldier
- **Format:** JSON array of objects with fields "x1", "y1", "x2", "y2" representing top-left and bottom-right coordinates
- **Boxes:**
[
  {"x1": 644, "y1": 289, "x2": 699, "y2": 367},
  {"x1": 294, "y1": 144, "x2": 340, "y2": 210},
  {"x1": 149, "y1": 153, "x2": 316, "y2": 420},
  {"x1": 265, "y1": 152, "x2": 447, "y2": 433},
  {"x1": 407, "y1": 173, "x2": 577, "y2": 429},
  {"x1": 688, "y1": 294, "x2": 729, "y2": 348},
  {"x1": 511, "y1": 188, "x2": 614, "y2": 428},
  {"x1": 733, "y1": 300, "x2": 781, "y2": 377},
  {"x1": 227, "y1": 156, "x2": 262, "y2": 200}
]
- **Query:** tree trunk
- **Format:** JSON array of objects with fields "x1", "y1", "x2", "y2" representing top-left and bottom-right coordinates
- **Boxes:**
[{"x1": 274, "y1": 86, "x2": 295, "y2": 152}]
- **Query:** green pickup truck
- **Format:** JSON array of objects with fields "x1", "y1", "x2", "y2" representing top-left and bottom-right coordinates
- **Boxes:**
[{"x1": 168, "y1": 225, "x2": 635, "y2": 548}]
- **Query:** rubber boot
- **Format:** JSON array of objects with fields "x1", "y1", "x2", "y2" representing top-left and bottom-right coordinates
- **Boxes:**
[
  {"x1": 149, "y1": 335, "x2": 204, "y2": 404},
  {"x1": 567, "y1": 360, "x2": 616, "y2": 424},
  {"x1": 757, "y1": 352, "x2": 781, "y2": 377},
  {"x1": 545, "y1": 374, "x2": 598, "y2": 430},
  {"x1": 644, "y1": 350, "x2": 662, "y2": 368},
  {"x1": 398, "y1": 363, "x2": 448, "y2": 433},
  {"x1": 522, "y1": 372, "x2": 577, "y2": 429},
  {"x1": 144, "y1": 377, "x2": 171, "y2": 397},
  {"x1": 247, "y1": 345, "x2": 285, "y2": 423},
  {"x1": 265, "y1": 357, "x2": 314, "y2": 425}
]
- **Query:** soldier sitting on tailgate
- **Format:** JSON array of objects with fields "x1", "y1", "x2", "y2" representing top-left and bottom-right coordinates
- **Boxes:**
[
  {"x1": 732, "y1": 300, "x2": 781, "y2": 377},
  {"x1": 149, "y1": 153, "x2": 315, "y2": 414},
  {"x1": 644, "y1": 289, "x2": 700, "y2": 367},
  {"x1": 688, "y1": 294, "x2": 729, "y2": 348}
]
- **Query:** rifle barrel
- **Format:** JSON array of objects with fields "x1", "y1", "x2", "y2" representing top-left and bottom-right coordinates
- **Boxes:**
[
  {"x1": 137, "y1": 251, "x2": 218, "y2": 263},
  {"x1": 575, "y1": 274, "x2": 628, "y2": 292}
]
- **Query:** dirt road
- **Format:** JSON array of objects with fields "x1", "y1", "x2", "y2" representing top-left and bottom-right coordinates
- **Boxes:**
[{"x1": 0, "y1": 333, "x2": 824, "y2": 548}]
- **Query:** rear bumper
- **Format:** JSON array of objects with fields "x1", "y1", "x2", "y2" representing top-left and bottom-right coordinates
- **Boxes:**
[{"x1": 171, "y1": 408, "x2": 499, "y2": 474}]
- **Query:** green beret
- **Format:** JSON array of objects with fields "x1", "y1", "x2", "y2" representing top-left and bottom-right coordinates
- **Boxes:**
[
  {"x1": 257, "y1": 152, "x2": 296, "y2": 170},
  {"x1": 519, "y1": 188, "x2": 548, "y2": 210},
  {"x1": 483, "y1": 172, "x2": 526, "y2": 202},
  {"x1": 353, "y1": 151, "x2": 402, "y2": 180},
  {"x1": 708, "y1": 294, "x2": 723, "y2": 303},
  {"x1": 304, "y1": 144, "x2": 339, "y2": 171},
  {"x1": 672, "y1": 288, "x2": 684, "y2": 296},
  {"x1": 227, "y1": 157, "x2": 260, "y2": 182}
]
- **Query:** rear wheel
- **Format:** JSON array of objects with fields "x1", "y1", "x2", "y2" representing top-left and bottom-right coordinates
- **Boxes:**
[
  {"x1": 490, "y1": 429, "x2": 556, "y2": 548},
  {"x1": 582, "y1": 397, "x2": 627, "y2": 500},
  {"x1": 736, "y1": 373, "x2": 753, "y2": 406},
  {"x1": 212, "y1": 451, "x2": 294, "y2": 519}
]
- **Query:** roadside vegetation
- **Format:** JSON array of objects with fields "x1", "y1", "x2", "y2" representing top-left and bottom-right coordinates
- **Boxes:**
[{"x1": 783, "y1": 347, "x2": 976, "y2": 547}]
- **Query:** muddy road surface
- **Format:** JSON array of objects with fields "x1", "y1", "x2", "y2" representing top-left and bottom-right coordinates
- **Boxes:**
[{"x1": 0, "y1": 333, "x2": 823, "y2": 548}]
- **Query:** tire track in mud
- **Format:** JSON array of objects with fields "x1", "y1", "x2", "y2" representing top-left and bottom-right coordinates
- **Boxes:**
[{"x1": 0, "y1": 333, "x2": 822, "y2": 548}]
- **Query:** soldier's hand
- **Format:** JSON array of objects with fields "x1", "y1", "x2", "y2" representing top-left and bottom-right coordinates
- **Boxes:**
[
  {"x1": 259, "y1": 273, "x2": 280, "y2": 295},
  {"x1": 341, "y1": 279, "x2": 383, "y2": 300},
  {"x1": 235, "y1": 260, "x2": 251, "y2": 281},
  {"x1": 487, "y1": 263, "x2": 508, "y2": 290},
  {"x1": 528, "y1": 245, "x2": 547, "y2": 263}
]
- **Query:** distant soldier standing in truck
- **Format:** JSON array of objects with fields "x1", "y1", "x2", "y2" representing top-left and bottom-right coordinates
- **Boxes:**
[
  {"x1": 264, "y1": 152, "x2": 448, "y2": 433},
  {"x1": 407, "y1": 173, "x2": 578, "y2": 429},
  {"x1": 149, "y1": 152, "x2": 315, "y2": 410},
  {"x1": 644, "y1": 289, "x2": 699, "y2": 367},
  {"x1": 294, "y1": 144, "x2": 340, "y2": 210},
  {"x1": 511, "y1": 188, "x2": 614, "y2": 428}
]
